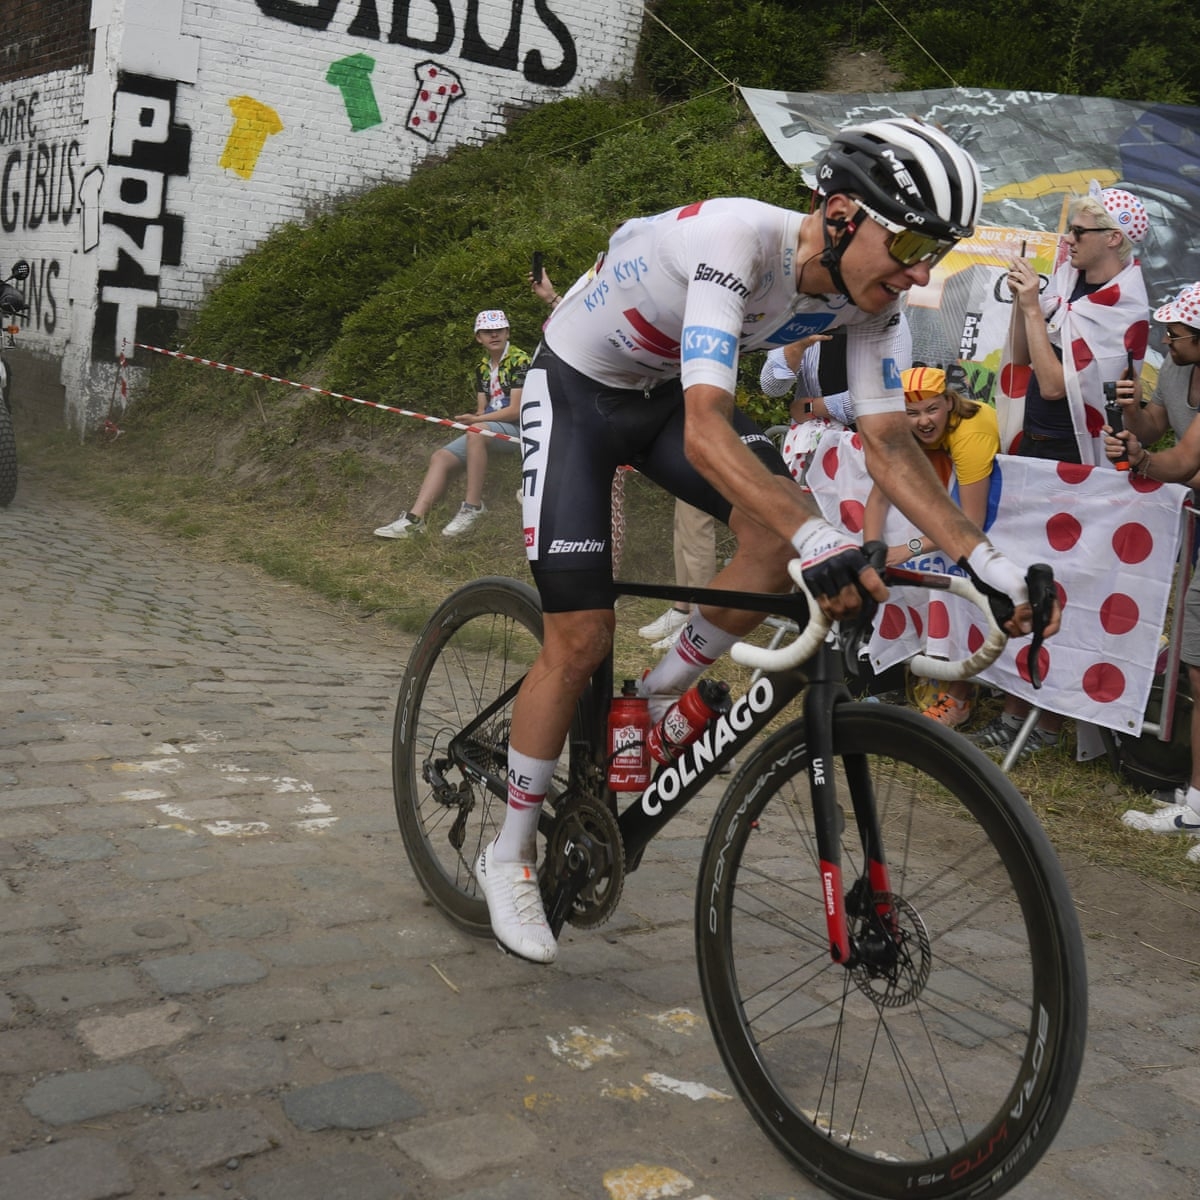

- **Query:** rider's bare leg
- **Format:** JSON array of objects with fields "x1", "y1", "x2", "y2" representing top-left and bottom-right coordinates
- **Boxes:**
[
  {"x1": 696, "y1": 506, "x2": 793, "y2": 632},
  {"x1": 492, "y1": 607, "x2": 615, "y2": 861},
  {"x1": 642, "y1": 508, "x2": 791, "y2": 698}
]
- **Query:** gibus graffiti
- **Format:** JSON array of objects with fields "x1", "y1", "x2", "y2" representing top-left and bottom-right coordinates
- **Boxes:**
[{"x1": 256, "y1": 0, "x2": 578, "y2": 86}]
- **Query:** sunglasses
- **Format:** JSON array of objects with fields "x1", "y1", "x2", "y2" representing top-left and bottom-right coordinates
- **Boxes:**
[
  {"x1": 855, "y1": 203, "x2": 957, "y2": 269},
  {"x1": 885, "y1": 228, "x2": 957, "y2": 268},
  {"x1": 1065, "y1": 224, "x2": 1113, "y2": 239},
  {"x1": 1163, "y1": 330, "x2": 1197, "y2": 344}
]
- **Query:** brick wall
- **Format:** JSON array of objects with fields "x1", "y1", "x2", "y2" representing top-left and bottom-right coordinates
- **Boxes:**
[{"x1": 1, "y1": 0, "x2": 92, "y2": 83}]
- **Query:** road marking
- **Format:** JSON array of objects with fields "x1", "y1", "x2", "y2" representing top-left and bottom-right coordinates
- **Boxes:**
[{"x1": 643, "y1": 1072, "x2": 732, "y2": 1102}]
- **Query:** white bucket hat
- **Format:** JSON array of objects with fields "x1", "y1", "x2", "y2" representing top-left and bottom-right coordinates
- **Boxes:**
[{"x1": 474, "y1": 310, "x2": 509, "y2": 331}]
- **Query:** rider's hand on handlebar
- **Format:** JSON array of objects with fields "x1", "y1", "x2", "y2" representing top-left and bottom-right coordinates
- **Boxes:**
[
  {"x1": 792, "y1": 519, "x2": 888, "y2": 620},
  {"x1": 962, "y1": 543, "x2": 1061, "y2": 641}
]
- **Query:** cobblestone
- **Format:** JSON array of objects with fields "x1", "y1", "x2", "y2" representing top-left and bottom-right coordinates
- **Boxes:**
[{"x1": 3, "y1": 471, "x2": 1199, "y2": 1198}]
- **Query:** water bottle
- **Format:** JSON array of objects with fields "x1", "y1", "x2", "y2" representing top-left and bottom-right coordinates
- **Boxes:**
[
  {"x1": 607, "y1": 679, "x2": 651, "y2": 791},
  {"x1": 646, "y1": 678, "x2": 731, "y2": 765}
]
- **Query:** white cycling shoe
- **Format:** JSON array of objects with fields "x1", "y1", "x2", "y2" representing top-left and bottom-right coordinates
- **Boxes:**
[{"x1": 476, "y1": 840, "x2": 557, "y2": 964}]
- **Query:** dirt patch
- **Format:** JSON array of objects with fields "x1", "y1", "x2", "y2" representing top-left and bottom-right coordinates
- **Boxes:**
[{"x1": 820, "y1": 47, "x2": 905, "y2": 94}]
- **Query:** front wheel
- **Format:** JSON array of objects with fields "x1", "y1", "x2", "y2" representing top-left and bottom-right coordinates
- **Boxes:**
[
  {"x1": 696, "y1": 703, "x2": 1086, "y2": 1200},
  {"x1": 0, "y1": 393, "x2": 17, "y2": 507}
]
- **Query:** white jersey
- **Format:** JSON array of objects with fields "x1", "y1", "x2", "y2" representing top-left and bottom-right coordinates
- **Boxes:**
[{"x1": 544, "y1": 197, "x2": 908, "y2": 418}]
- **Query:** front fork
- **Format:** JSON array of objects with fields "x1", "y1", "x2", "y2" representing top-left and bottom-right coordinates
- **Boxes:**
[{"x1": 803, "y1": 646, "x2": 893, "y2": 967}]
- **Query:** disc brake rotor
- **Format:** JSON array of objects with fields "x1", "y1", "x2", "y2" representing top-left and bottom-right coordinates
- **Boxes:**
[{"x1": 849, "y1": 892, "x2": 932, "y2": 1008}]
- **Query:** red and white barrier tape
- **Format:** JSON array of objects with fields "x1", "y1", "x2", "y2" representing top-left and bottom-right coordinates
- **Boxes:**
[
  {"x1": 126, "y1": 342, "x2": 518, "y2": 442},
  {"x1": 121, "y1": 343, "x2": 637, "y2": 553}
]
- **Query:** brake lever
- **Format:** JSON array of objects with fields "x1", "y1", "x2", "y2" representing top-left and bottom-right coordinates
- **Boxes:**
[{"x1": 1025, "y1": 563, "x2": 1055, "y2": 690}]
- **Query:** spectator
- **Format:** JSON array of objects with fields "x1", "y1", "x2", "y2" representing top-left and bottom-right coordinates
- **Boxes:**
[
  {"x1": 530, "y1": 262, "x2": 717, "y2": 654},
  {"x1": 863, "y1": 365, "x2": 1000, "y2": 728},
  {"x1": 1102, "y1": 283, "x2": 1200, "y2": 852},
  {"x1": 974, "y1": 187, "x2": 1151, "y2": 759},
  {"x1": 1000, "y1": 186, "x2": 1149, "y2": 467},
  {"x1": 374, "y1": 311, "x2": 529, "y2": 539},
  {"x1": 1110, "y1": 279, "x2": 1200, "y2": 492},
  {"x1": 763, "y1": 318, "x2": 911, "y2": 486}
]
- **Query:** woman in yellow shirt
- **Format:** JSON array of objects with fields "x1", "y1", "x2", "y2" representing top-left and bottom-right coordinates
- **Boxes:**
[{"x1": 864, "y1": 366, "x2": 1000, "y2": 727}]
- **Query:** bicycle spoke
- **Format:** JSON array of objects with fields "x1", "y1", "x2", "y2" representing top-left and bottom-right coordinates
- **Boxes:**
[{"x1": 394, "y1": 580, "x2": 549, "y2": 934}]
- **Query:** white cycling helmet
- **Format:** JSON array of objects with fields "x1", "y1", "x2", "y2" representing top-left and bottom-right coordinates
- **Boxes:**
[{"x1": 816, "y1": 117, "x2": 983, "y2": 243}]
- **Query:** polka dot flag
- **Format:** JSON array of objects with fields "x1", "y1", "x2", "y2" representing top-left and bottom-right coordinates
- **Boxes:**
[{"x1": 806, "y1": 432, "x2": 1190, "y2": 734}]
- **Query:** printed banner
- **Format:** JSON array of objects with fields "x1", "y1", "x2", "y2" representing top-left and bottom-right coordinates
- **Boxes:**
[
  {"x1": 902, "y1": 224, "x2": 1062, "y2": 402},
  {"x1": 741, "y1": 86, "x2": 1200, "y2": 387},
  {"x1": 805, "y1": 433, "x2": 1190, "y2": 734}
]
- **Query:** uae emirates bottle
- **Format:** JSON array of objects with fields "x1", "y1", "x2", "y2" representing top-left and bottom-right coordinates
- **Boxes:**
[
  {"x1": 606, "y1": 679, "x2": 652, "y2": 791},
  {"x1": 646, "y1": 678, "x2": 731, "y2": 765}
]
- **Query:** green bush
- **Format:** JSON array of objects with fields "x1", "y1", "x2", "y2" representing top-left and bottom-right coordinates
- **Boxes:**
[{"x1": 159, "y1": 87, "x2": 806, "y2": 426}]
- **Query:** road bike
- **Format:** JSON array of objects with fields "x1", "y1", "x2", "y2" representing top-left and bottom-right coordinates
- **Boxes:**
[
  {"x1": 392, "y1": 562, "x2": 1086, "y2": 1200},
  {"x1": 0, "y1": 258, "x2": 31, "y2": 508}
]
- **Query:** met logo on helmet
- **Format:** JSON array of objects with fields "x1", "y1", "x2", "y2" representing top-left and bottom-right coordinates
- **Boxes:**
[{"x1": 879, "y1": 147, "x2": 923, "y2": 203}]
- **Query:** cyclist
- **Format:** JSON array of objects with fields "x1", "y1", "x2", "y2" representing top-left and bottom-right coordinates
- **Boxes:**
[{"x1": 478, "y1": 117, "x2": 1060, "y2": 963}]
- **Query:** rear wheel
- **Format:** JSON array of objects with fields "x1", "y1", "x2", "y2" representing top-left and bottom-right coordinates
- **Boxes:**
[
  {"x1": 392, "y1": 576, "x2": 593, "y2": 935},
  {"x1": 696, "y1": 703, "x2": 1086, "y2": 1200},
  {"x1": 0, "y1": 396, "x2": 17, "y2": 507}
]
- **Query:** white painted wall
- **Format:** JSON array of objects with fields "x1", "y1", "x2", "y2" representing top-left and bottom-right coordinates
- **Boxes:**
[{"x1": 0, "y1": 0, "x2": 644, "y2": 427}]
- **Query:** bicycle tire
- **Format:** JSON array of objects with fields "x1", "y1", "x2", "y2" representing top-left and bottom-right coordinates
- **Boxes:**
[
  {"x1": 392, "y1": 576, "x2": 589, "y2": 936},
  {"x1": 0, "y1": 396, "x2": 17, "y2": 507},
  {"x1": 696, "y1": 702, "x2": 1086, "y2": 1200}
]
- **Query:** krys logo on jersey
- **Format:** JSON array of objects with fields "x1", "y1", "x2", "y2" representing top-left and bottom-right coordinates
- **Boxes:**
[
  {"x1": 763, "y1": 312, "x2": 839, "y2": 346},
  {"x1": 682, "y1": 325, "x2": 737, "y2": 369}
]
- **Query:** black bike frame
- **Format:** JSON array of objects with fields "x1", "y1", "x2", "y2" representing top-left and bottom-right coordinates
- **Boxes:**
[{"x1": 466, "y1": 578, "x2": 892, "y2": 967}]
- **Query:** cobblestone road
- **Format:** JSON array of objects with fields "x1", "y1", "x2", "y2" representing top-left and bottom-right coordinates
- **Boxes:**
[{"x1": 2, "y1": 467, "x2": 1198, "y2": 1200}]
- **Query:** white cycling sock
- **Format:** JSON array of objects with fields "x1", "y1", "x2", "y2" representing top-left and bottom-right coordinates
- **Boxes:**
[
  {"x1": 493, "y1": 749, "x2": 557, "y2": 863},
  {"x1": 640, "y1": 611, "x2": 738, "y2": 697},
  {"x1": 1185, "y1": 786, "x2": 1200, "y2": 815}
]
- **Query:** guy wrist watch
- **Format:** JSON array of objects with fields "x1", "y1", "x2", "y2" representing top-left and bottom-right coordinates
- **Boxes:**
[{"x1": 907, "y1": 537, "x2": 924, "y2": 556}]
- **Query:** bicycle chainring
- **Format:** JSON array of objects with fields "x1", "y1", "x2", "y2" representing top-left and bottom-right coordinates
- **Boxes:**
[
  {"x1": 542, "y1": 796, "x2": 625, "y2": 929},
  {"x1": 849, "y1": 891, "x2": 931, "y2": 1008}
]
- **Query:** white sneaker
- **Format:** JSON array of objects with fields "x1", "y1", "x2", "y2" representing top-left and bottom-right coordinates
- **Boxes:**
[
  {"x1": 374, "y1": 511, "x2": 425, "y2": 539},
  {"x1": 651, "y1": 628, "x2": 684, "y2": 653},
  {"x1": 1150, "y1": 787, "x2": 1187, "y2": 809},
  {"x1": 638, "y1": 608, "x2": 688, "y2": 641},
  {"x1": 476, "y1": 840, "x2": 557, "y2": 963},
  {"x1": 442, "y1": 502, "x2": 486, "y2": 537},
  {"x1": 1187, "y1": 842, "x2": 1200, "y2": 864},
  {"x1": 1121, "y1": 804, "x2": 1200, "y2": 836}
]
